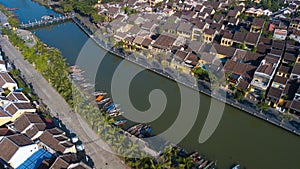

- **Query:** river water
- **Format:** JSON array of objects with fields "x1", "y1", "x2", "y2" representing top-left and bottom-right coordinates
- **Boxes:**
[{"x1": 1, "y1": 0, "x2": 300, "y2": 168}]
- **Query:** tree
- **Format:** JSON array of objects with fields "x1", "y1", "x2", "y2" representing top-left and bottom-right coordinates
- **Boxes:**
[{"x1": 257, "y1": 101, "x2": 270, "y2": 114}]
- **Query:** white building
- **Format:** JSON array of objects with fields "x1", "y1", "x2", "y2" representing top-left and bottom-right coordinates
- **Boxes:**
[
  {"x1": 0, "y1": 134, "x2": 38, "y2": 168},
  {"x1": 273, "y1": 29, "x2": 287, "y2": 40}
]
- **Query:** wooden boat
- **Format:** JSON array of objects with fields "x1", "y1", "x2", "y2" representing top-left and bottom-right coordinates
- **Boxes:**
[
  {"x1": 93, "y1": 91, "x2": 107, "y2": 96},
  {"x1": 98, "y1": 98, "x2": 110, "y2": 104},
  {"x1": 127, "y1": 124, "x2": 143, "y2": 133},
  {"x1": 108, "y1": 111, "x2": 124, "y2": 117},
  {"x1": 203, "y1": 161, "x2": 214, "y2": 169},
  {"x1": 108, "y1": 108, "x2": 121, "y2": 113},
  {"x1": 96, "y1": 95, "x2": 104, "y2": 102},
  {"x1": 198, "y1": 160, "x2": 208, "y2": 168},
  {"x1": 114, "y1": 119, "x2": 127, "y2": 126}
]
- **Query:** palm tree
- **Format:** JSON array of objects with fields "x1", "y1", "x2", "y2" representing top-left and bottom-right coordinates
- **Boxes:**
[{"x1": 257, "y1": 101, "x2": 270, "y2": 114}]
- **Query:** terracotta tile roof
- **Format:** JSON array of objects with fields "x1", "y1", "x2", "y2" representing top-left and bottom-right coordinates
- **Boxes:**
[
  {"x1": 213, "y1": 44, "x2": 236, "y2": 58},
  {"x1": 203, "y1": 28, "x2": 216, "y2": 35},
  {"x1": 50, "y1": 154, "x2": 79, "y2": 169},
  {"x1": 291, "y1": 100, "x2": 300, "y2": 112},
  {"x1": 5, "y1": 103, "x2": 18, "y2": 115},
  {"x1": 39, "y1": 130, "x2": 69, "y2": 154},
  {"x1": 267, "y1": 87, "x2": 283, "y2": 99},
  {"x1": 269, "y1": 49, "x2": 283, "y2": 57},
  {"x1": 222, "y1": 31, "x2": 233, "y2": 39},
  {"x1": 283, "y1": 52, "x2": 297, "y2": 62},
  {"x1": 14, "y1": 113, "x2": 45, "y2": 138},
  {"x1": 8, "y1": 133, "x2": 33, "y2": 146},
  {"x1": 7, "y1": 92, "x2": 29, "y2": 102},
  {"x1": 174, "y1": 50, "x2": 188, "y2": 61},
  {"x1": 0, "y1": 137, "x2": 18, "y2": 161},
  {"x1": 292, "y1": 63, "x2": 300, "y2": 75},
  {"x1": 252, "y1": 18, "x2": 265, "y2": 28},
  {"x1": 0, "y1": 128, "x2": 14, "y2": 137},
  {"x1": 0, "y1": 72, "x2": 15, "y2": 84},
  {"x1": 153, "y1": 34, "x2": 176, "y2": 49},
  {"x1": 0, "y1": 109, "x2": 9, "y2": 117},
  {"x1": 256, "y1": 63, "x2": 275, "y2": 76},
  {"x1": 237, "y1": 80, "x2": 250, "y2": 90},
  {"x1": 278, "y1": 65, "x2": 292, "y2": 74},
  {"x1": 245, "y1": 32, "x2": 260, "y2": 45},
  {"x1": 273, "y1": 75, "x2": 288, "y2": 85},
  {"x1": 272, "y1": 40, "x2": 285, "y2": 50},
  {"x1": 232, "y1": 31, "x2": 246, "y2": 43},
  {"x1": 141, "y1": 38, "x2": 152, "y2": 47}
]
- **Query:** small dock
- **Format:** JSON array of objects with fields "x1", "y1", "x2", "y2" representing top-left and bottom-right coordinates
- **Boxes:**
[{"x1": 20, "y1": 13, "x2": 75, "y2": 29}]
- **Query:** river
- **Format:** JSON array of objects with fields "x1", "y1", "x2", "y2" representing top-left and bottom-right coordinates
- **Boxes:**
[{"x1": 1, "y1": 0, "x2": 300, "y2": 168}]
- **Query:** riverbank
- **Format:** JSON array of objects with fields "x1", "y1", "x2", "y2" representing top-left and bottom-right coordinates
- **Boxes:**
[{"x1": 71, "y1": 16, "x2": 300, "y2": 137}]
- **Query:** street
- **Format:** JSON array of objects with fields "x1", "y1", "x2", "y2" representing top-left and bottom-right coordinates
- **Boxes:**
[{"x1": 0, "y1": 36, "x2": 128, "y2": 169}]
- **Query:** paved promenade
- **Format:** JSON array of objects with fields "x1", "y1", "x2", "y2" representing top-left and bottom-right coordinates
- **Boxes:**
[{"x1": 0, "y1": 36, "x2": 128, "y2": 169}]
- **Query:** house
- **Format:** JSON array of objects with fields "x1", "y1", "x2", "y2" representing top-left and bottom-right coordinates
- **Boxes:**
[
  {"x1": 152, "y1": 34, "x2": 177, "y2": 52},
  {"x1": 266, "y1": 87, "x2": 284, "y2": 107},
  {"x1": 0, "y1": 134, "x2": 38, "y2": 168},
  {"x1": 227, "y1": 9, "x2": 240, "y2": 19},
  {"x1": 0, "y1": 103, "x2": 35, "y2": 126},
  {"x1": 202, "y1": 29, "x2": 216, "y2": 43},
  {"x1": 290, "y1": 30, "x2": 300, "y2": 42},
  {"x1": 251, "y1": 55, "x2": 280, "y2": 93},
  {"x1": 291, "y1": 63, "x2": 300, "y2": 79},
  {"x1": 12, "y1": 113, "x2": 46, "y2": 140},
  {"x1": 6, "y1": 92, "x2": 30, "y2": 103},
  {"x1": 245, "y1": 7, "x2": 263, "y2": 17},
  {"x1": 250, "y1": 18, "x2": 265, "y2": 33},
  {"x1": 0, "y1": 128, "x2": 14, "y2": 141},
  {"x1": 191, "y1": 21, "x2": 209, "y2": 41},
  {"x1": 272, "y1": 75, "x2": 288, "y2": 89},
  {"x1": 46, "y1": 154, "x2": 91, "y2": 169},
  {"x1": 177, "y1": 22, "x2": 193, "y2": 39},
  {"x1": 273, "y1": 29, "x2": 287, "y2": 41},
  {"x1": 276, "y1": 64, "x2": 292, "y2": 78},
  {"x1": 244, "y1": 32, "x2": 260, "y2": 48},
  {"x1": 221, "y1": 32, "x2": 234, "y2": 46},
  {"x1": 290, "y1": 17, "x2": 300, "y2": 30},
  {"x1": 38, "y1": 128, "x2": 76, "y2": 155},
  {"x1": 223, "y1": 60, "x2": 257, "y2": 86},
  {"x1": 0, "y1": 72, "x2": 18, "y2": 91},
  {"x1": 212, "y1": 44, "x2": 236, "y2": 60}
]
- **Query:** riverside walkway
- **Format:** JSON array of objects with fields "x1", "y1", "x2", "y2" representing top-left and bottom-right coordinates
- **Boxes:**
[
  {"x1": 20, "y1": 13, "x2": 75, "y2": 29},
  {"x1": 0, "y1": 33, "x2": 128, "y2": 169}
]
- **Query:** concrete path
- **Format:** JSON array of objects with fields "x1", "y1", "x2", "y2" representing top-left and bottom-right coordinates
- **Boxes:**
[{"x1": 0, "y1": 35, "x2": 128, "y2": 169}]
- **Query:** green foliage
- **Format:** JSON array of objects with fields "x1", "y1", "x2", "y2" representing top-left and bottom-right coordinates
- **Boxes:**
[
  {"x1": 233, "y1": 89, "x2": 245, "y2": 101},
  {"x1": 3, "y1": 30, "x2": 73, "y2": 106},
  {"x1": 257, "y1": 101, "x2": 270, "y2": 112},
  {"x1": 7, "y1": 17, "x2": 20, "y2": 28}
]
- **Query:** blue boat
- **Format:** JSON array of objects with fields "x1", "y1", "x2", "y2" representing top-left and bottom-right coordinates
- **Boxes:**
[{"x1": 232, "y1": 164, "x2": 240, "y2": 169}]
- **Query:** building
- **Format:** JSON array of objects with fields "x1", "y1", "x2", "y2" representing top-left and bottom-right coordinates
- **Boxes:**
[
  {"x1": 38, "y1": 128, "x2": 76, "y2": 155},
  {"x1": 0, "y1": 72, "x2": 17, "y2": 92},
  {"x1": 289, "y1": 30, "x2": 300, "y2": 42},
  {"x1": 0, "y1": 102, "x2": 36, "y2": 126},
  {"x1": 250, "y1": 18, "x2": 265, "y2": 33},
  {"x1": 251, "y1": 55, "x2": 280, "y2": 93},
  {"x1": 0, "y1": 134, "x2": 39, "y2": 168},
  {"x1": 273, "y1": 29, "x2": 287, "y2": 41},
  {"x1": 12, "y1": 113, "x2": 46, "y2": 140}
]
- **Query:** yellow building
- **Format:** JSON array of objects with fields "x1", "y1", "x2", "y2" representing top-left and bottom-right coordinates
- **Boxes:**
[{"x1": 0, "y1": 102, "x2": 36, "y2": 126}]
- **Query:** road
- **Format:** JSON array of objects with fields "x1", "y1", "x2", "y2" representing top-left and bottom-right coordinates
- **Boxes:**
[{"x1": 0, "y1": 35, "x2": 128, "y2": 169}]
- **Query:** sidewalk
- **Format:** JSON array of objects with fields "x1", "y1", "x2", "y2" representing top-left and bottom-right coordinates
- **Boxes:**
[{"x1": 0, "y1": 35, "x2": 128, "y2": 169}]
